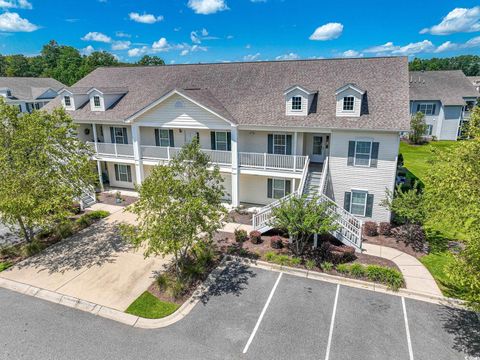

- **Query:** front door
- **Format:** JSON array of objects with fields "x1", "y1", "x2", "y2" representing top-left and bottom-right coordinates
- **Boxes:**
[
  {"x1": 184, "y1": 130, "x2": 199, "y2": 144},
  {"x1": 311, "y1": 135, "x2": 324, "y2": 163}
]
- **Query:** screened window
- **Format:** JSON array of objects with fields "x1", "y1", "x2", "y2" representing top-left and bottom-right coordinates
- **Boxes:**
[
  {"x1": 313, "y1": 136, "x2": 323, "y2": 155},
  {"x1": 215, "y1": 131, "x2": 228, "y2": 151},
  {"x1": 93, "y1": 96, "x2": 101, "y2": 107},
  {"x1": 418, "y1": 103, "x2": 435, "y2": 115},
  {"x1": 158, "y1": 129, "x2": 171, "y2": 147},
  {"x1": 350, "y1": 190, "x2": 367, "y2": 216},
  {"x1": 343, "y1": 96, "x2": 354, "y2": 111},
  {"x1": 114, "y1": 127, "x2": 128, "y2": 144},
  {"x1": 354, "y1": 141, "x2": 372, "y2": 166},
  {"x1": 115, "y1": 164, "x2": 132, "y2": 183},
  {"x1": 64, "y1": 96, "x2": 71, "y2": 107},
  {"x1": 273, "y1": 134, "x2": 287, "y2": 155},
  {"x1": 291, "y1": 96, "x2": 302, "y2": 110}
]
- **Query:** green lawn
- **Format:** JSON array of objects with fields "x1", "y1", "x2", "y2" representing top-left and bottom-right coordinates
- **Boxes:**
[
  {"x1": 125, "y1": 291, "x2": 180, "y2": 319},
  {"x1": 0, "y1": 261, "x2": 12, "y2": 272}
]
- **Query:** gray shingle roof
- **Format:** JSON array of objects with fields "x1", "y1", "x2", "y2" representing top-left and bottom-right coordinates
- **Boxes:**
[
  {"x1": 409, "y1": 70, "x2": 479, "y2": 106},
  {"x1": 46, "y1": 57, "x2": 410, "y2": 131},
  {"x1": 0, "y1": 77, "x2": 65, "y2": 100}
]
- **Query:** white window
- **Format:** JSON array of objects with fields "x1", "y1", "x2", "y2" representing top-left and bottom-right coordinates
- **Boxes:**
[
  {"x1": 425, "y1": 124, "x2": 433, "y2": 136},
  {"x1": 313, "y1": 136, "x2": 323, "y2": 155},
  {"x1": 115, "y1": 164, "x2": 132, "y2": 183},
  {"x1": 93, "y1": 96, "x2": 101, "y2": 107},
  {"x1": 114, "y1": 127, "x2": 128, "y2": 144},
  {"x1": 215, "y1": 131, "x2": 228, "y2": 151},
  {"x1": 350, "y1": 190, "x2": 367, "y2": 216},
  {"x1": 343, "y1": 96, "x2": 354, "y2": 111},
  {"x1": 418, "y1": 103, "x2": 435, "y2": 115},
  {"x1": 64, "y1": 96, "x2": 71, "y2": 107},
  {"x1": 158, "y1": 129, "x2": 170, "y2": 147},
  {"x1": 354, "y1": 141, "x2": 372, "y2": 167},
  {"x1": 291, "y1": 96, "x2": 302, "y2": 111},
  {"x1": 273, "y1": 134, "x2": 287, "y2": 155}
]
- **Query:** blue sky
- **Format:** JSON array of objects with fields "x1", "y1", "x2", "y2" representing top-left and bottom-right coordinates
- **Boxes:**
[{"x1": 1, "y1": 0, "x2": 480, "y2": 63}]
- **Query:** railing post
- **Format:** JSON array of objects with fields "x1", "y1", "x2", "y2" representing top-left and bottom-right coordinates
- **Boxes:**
[
  {"x1": 167, "y1": 146, "x2": 170, "y2": 161},
  {"x1": 263, "y1": 153, "x2": 267, "y2": 170},
  {"x1": 114, "y1": 142, "x2": 118, "y2": 157},
  {"x1": 91, "y1": 123, "x2": 98, "y2": 155},
  {"x1": 293, "y1": 155, "x2": 297, "y2": 172}
]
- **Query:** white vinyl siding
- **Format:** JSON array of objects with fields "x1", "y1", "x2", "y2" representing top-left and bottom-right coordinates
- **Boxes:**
[
  {"x1": 285, "y1": 88, "x2": 311, "y2": 116},
  {"x1": 336, "y1": 88, "x2": 361, "y2": 117}
]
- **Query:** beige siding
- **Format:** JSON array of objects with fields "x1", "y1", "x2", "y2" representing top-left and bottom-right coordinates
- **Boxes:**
[
  {"x1": 239, "y1": 174, "x2": 298, "y2": 205},
  {"x1": 328, "y1": 130, "x2": 398, "y2": 222},
  {"x1": 285, "y1": 88, "x2": 310, "y2": 116},
  {"x1": 135, "y1": 93, "x2": 231, "y2": 130},
  {"x1": 335, "y1": 88, "x2": 361, "y2": 117},
  {"x1": 238, "y1": 130, "x2": 302, "y2": 154},
  {"x1": 106, "y1": 162, "x2": 136, "y2": 189}
]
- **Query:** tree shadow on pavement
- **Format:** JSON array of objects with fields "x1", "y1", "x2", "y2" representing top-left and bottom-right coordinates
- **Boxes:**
[
  {"x1": 199, "y1": 260, "x2": 256, "y2": 305},
  {"x1": 441, "y1": 305, "x2": 480, "y2": 357},
  {"x1": 14, "y1": 220, "x2": 129, "y2": 274}
]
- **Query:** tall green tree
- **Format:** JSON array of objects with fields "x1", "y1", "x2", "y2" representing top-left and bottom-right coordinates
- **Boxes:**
[
  {"x1": 410, "y1": 112, "x2": 428, "y2": 144},
  {"x1": 270, "y1": 195, "x2": 338, "y2": 256},
  {"x1": 4, "y1": 55, "x2": 30, "y2": 77},
  {"x1": 0, "y1": 99, "x2": 96, "y2": 243},
  {"x1": 80, "y1": 51, "x2": 119, "y2": 77},
  {"x1": 423, "y1": 107, "x2": 480, "y2": 309},
  {"x1": 136, "y1": 55, "x2": 165, "y2": 66},
  {"x1": 121, "y1": 139, "x2": 225, "y2": 280},
  {"x1": 409, "y1": 55, "x2": 480, "y2": 76}
]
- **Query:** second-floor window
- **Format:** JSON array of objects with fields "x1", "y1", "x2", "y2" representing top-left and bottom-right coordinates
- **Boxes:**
[
  {"x1": 215, "y1": 131, "x2": 228, "y2": 151},
  {"x1": 354, "y1": 141, "x2": 372, "y2": 166},
  {"x1": 291, "y1": 96, "x2": 302, "y2": 110},
  {"x1": 111, "y1": 127, "x2": 128, "y2": 144},
  {"x1": 93, "y1": 96, "x2": 101, "y2": 107},
  {"x1": 273, "y1": 134, "x2": 286, "y2": 154},
  {"x1": 417, "y1": 103, "x2": 435, "y2": 115},
  {"x1": 158, "y1": 130, "x2": 171, "y2": 147},
  {"x1": 64, "y1": 96, "x2": 71, "y2": 107},
  {"x1": 343, "y1": 96, "x2": 354, "y2": 111}
]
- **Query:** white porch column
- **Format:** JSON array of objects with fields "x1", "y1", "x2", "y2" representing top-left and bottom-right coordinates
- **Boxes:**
[
  {"x1": 231, "y1": 126, "x2": 240, "y2": 207},
  {"x1": 91, "y1": 123, "x2": 98, "y2": 151},
  {"x1": 131, "y1": 124, "x2": 144, "y2": 186},
  {"x1": 96, "y1": 160, "x2": 104, "y2": 191},
  {"x1": 293, "y1": 131, "x2": 298, "y2": 155}
]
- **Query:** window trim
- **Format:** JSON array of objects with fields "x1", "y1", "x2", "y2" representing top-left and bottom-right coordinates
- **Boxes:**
[
  {"x1": 350, "y1": 190, "x2": 368, "y2": 217},
  {"x1": 115, "y1": 164, "x2": 132, "y2": 183},
  {"x1": 273, "y1": 133, "x2": 287, "y2": 155},
  {"x1": 158, "y1": 129, "x2": 171, "y2": 147},
  {"x1": 93, "y1": 95, "x2": 101, "y2": 108},
  {"x1": 64, "y1": 96, "x2": 71, "y2": 107},
  {"x1": 353, "y1": 140, "x2": 372, "y2": 167},
  {"x1": 343, "y1": 96, "x2": 355, "y2": 112},
  {"x1": 215, "y1": 131, "x2": 228, "y2": 151},
  {"x1": 113, "y1": 127, "x2": 128, "y2": 144},
  {"x1": 291, "y1": 96, "x2": 302, "y2": 111},
  {"x1": 418, "y1": 103, "x2": 435, "y2": 116}
]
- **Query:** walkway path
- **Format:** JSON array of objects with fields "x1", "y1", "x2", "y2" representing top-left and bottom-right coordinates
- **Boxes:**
[{"x1": 363, "y1": 243, "x2": 442, "y2": 296}]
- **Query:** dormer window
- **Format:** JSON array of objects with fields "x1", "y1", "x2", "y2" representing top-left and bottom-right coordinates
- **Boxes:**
[
  {"x1": 64, "y1": 96, "x2": 71, "y2": 107},
  {"x1": 292, "y1": 96, "x2": 302, "y2": 111},
  {"x1": 93, "y1": 96, "x2": 101, "y2": 108},
  {"x1": 343, "y1": 96, "x2": 354, "y2": 111}
]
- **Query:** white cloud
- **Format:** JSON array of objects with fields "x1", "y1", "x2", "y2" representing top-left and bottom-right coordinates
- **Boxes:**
[
  {"x1": 180, "y1": 49, "x2": 189, "y2": 56},
  {"x1": 0, "y1": 0, "x2": 32, "y2": 9},
  {"x1": 275, "y1": 52, "x2": 299, "y2": 60},
  {"x1": 342, "y1": 49, "x2": 363, "y2": 58},
  {"x1": 420, "y1": 6, "x2": 480, "y2": 35},
  {"x1": 116, "y1": 31, "x2": 131, "y2": 38},
  {"x1": 191, "y1": 30, "x2": 201, "y2": 44},
  {"x1": 243, "y1": 53, "x2": 260, "y2": 61},
  {"x1": 435, "y1": 41, "x2": 457, "y2": 53},
  {"x1": 129, "y1": 12, "x2": 163, "y2": 24},
  {"x1": 0, "y1": 12, "x2": 38, "y2": 32},
  {"x1": 434, "y1": 35, "x2": 480, "y2": 53},
  {"x1": 250, "y1": 0, "x2": 266, "y2": 2},
  {"x1": 190, "y1": 28, "x2": 218, "y2": 44},
  {"x1": 152, "y1": 37, "x2": 168, "y2": 51},
  {"x1": 111, "y1": 40, "x2": 131, "y2": 50},
  {"x1": 81, "y1": 45, "x2": 95, "y2": 56},
  {"x1": 391, "y1": 40, "x2": 434, "y2": 55},
  {"x1": 188, "y1": 0, "x2": 228, "y2": 15},
  {"x1": 81, "y1": 31, "x2": 112, "y2": 43},
  {"x1": 363, "y1": 41, "x2": 397, "y2": 54},
  {"x1": 128, "y1": 46, "x2": 148, "y2": 57},
  {"x1": 309, "y1": 22, "x2": 343, "y2": 41}
]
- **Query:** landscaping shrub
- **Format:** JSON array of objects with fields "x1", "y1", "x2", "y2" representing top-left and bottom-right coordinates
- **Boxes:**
[
  {"x1": 76, "y1": 210, "x2": 110, "y2": 228},
  {"x1": 270, "y1": 236, "x2": 283, "y2": 249},
  {"x1": 265, "y1": 251, "x2": 276, "y2": 262},
  {"x1": 349, "y1": 263, "x2": 366, "y2": 278},
  {"x1": 365, "y1": 265, "x2": 404, "y2": 291},
  {"x1": 55, "y1": 221, "x2": 74, "y2": 239},
  {"x1": 234, "y1": 229, "x2": 248, "y2": 243},
  {"x1": 321, "y1": 261, "x2": 334, "y2": 271},
  {"x1": 264, "y1": 251, "x2": 300, "y2": 267},
  {"x1": 364, "y1": 221, "x2": 378, "y2": 236},
  {"x1": 168, "y1": 279, "x2": 187, "y2": 300},
  {"x1": 378, "y1": 222, "x2": 392, "y2": 236},
  {"x1": 321, "y1": 242, "x2": 356, "y2": 264},
  {"x1": 156, "y1": 274, "x2": 169, "y2": 292},
  {"x1": 21, "y1": 240, "x2": 44, "y2": 257},
  {"x1": 0, "y1": 245, "x2": 21, "y2": 258},
  {"x1": 70, "y1": 202, "x2": 82, "y2": 215},
  {"x1": 394, "y1": 224, "x2": 427, "y2": 252},
  {"x1": 0, "y1": 261, "x2": 12, "y2": 272},
  {"x1": 290, "y1": 257, "x2": 301, "y2": 266},
  {"x1": 336, "y1": 263, "x2": 349, "y2": 274},
  {"x1": 249, "y1": 230, "x2": 262, "y2": 244},
  {"x1": 305, "y1": 259, "x2": 316, "y2": 270}
]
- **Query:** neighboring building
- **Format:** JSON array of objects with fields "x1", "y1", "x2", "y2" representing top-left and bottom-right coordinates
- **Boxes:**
[
  {"x1": 45, "y1": 57, "x2": 410, "y2": 250},
  {"x1": 468, "y1": 76, "x2": 480, "y2": 93},
  {"x1": 409, "y1": 71, "x2": 478, "y2": 140},
  {"x1": 0, "y1": 77, "x2": 65, "y2": 113}
]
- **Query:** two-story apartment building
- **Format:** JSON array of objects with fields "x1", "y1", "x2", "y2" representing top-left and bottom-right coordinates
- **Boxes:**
[
  {"x1": 45, "y1": 57, "x2": 410, "y2": 250},
  {"x1": 0, "y1": 77, "x2": 65, "y2": 113},
  {"x1": 409, "y1": 70, "x2": 478, "y2": 140}
]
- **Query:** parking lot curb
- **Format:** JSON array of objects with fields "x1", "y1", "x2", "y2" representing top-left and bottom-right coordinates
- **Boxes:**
[
  {"x1": 229, "y1": 256, "x2": 466, "y2": 308},
  {"x1": 0, "y1": 257, "x2": 229, "y2": 329}
]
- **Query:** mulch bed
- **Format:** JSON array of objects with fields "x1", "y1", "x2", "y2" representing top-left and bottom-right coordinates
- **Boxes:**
[
  {"x1": 226, "y1": 210, "x2": 253, "y2": 225},
  {"x1": 363, "y1": 233, "x2": 427, "y2": 259},
  {"x1": 96, "y1": 192, "x2": 138, "y2": 207}
]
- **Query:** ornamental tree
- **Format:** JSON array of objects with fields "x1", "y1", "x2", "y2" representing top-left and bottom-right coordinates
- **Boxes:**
[
  {"x1": 0, "y1": 99, "x2": 96, "y2": 243},
  {"x1": 270, "y1": 195, "x2": 338, "y2": 256},
  {"x1": 121, "y1": 139, "x2": 226, "y2": 280},
  {"x1": 409, "y1": 112, "x2": 428, "y2": 145}
]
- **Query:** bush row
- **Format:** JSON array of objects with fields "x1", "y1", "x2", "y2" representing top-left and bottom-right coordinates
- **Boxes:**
[
  {"x1": 234, "y1": 229, "x2": 286, "y2": 249},
  {"x1": 363, "y1": 221, "x2": 392, "y2": 237},
  {"x1": 336, "y1": 263, "x2": 404, "y2": 291}
]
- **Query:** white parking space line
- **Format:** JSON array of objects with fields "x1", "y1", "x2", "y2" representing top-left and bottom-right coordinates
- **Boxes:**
[
  {"x1": 324, "y1": 284, "x2": 340, "y2": 360},
  {"x1": 402, "y1": 297, "x2": 414, "y2": 360},
  {"x1": 242, "y1": 272, "x2": 283, "y2": 354}
]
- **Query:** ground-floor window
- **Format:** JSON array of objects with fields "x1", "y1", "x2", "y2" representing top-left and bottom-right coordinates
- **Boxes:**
[
  {"x1": 267, "y1": 178, "x2": 291, "y2": 199},
  {"x1": 344, "y1": 190, "x2": 374, "y2": 217},
  {"x1": 425, "y1": 124, "x2": 433, "y2": 136},
  {"x1": 114, "y1": 164, "x2": 132, "y2": 183}
]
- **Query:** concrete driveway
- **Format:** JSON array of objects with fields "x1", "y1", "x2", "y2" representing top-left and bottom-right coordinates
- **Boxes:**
[{"x1": 0, "y1": 209, "x2": 169, "y2": 311}]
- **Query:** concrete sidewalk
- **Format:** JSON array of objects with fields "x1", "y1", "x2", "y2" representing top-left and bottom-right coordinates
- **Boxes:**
[{"x1": 363, "y1": 242, "x2": 442, "y2": 296}]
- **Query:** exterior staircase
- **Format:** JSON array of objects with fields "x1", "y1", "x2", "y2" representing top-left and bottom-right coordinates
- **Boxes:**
[
  {"x1": 80, "y1": 190, "x2": 96, "y2": 209},
  {"x1": 252, "y1": 157, "x2": 364, "y2": 251}
]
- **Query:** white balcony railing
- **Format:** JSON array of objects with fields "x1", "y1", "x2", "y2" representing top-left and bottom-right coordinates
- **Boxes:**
[{"x1": 87, "y1": 142, "x2": 306, "y2": 172}]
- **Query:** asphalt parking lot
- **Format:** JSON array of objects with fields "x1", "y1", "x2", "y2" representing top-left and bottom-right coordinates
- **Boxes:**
[{"x1": 1, "y1": 261, "x2": 479, "y2": 360}]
